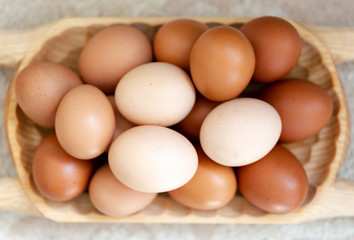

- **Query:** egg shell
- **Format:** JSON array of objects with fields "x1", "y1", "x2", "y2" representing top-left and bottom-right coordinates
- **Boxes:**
[
  {"x1": 78, "y1": 25, "x2": 152, "y2": 93},
  {"x1": 15, "y1": 61, "x2": 82, "y2": 128},
  {"x1": 89, "y1": 164, "x2": 157, "y2": 217},
  {"x1": 190, "y1": 26, "x2": 255, "y2": 101},
  {"x1": 153, "y1": 18, "x2": 208, "y2": 71},
  {"x1": 240, "y1": 16, "x2": 302, "y2": 83},
  {"x1": 108, "y1": 125, "x2": 198, "y2": 193},
  {"x1": 169, "y1": 146, "x2": 237, "y2": 210},
  {"x1": 115, "y1": 62, "x2": 196, "y2": 127},
  {"x1": 174, "y1": 94, "x2": 219, "y2": 143},
  {"x1": 55, "y1": 84, "x2": 115, "y2": 159},
  {"x1": 107, "y1": 95, "x2": 136, "y2": 146},
  {"x1": 259, "y1": 79, "x2": 334, "y2": 143},
  {"x1": 236, "y1": 144, "x2": 309, "y2": 214},
  {"x1": 32, "y1": 133, "x2": 94, "y2": 202},
  {"x1": 200, "y1": 98, "x2": 282, "y2": 167}
]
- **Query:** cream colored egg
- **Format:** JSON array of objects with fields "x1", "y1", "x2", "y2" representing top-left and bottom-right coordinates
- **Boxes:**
[
  {"x1": 115, "y1": 62, "x2": 196, "y2": 127},
  {"x1": 108, "y1": 125, "x2": 198, "y2": 193},
  {"x1": 200, "y1": 98, "x2": 282, "y2": 167}
]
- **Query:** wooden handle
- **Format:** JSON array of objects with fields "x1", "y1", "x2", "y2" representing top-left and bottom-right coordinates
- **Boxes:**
[
  {"x1": 308, "y1": 179, "x2": 354, "y2": 220},
  {"x1": 306, "y1": 25, "x2": 354, "y2": 63},
  {"x1": 0, "y1": 177, "x2": 41, "y2": 216},
  {"x1": 0, "y1": 23, "x2": 52, "y2": 68}
]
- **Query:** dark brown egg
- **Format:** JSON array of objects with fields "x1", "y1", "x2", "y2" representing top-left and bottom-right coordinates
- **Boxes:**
[
  {"x1": 240, "y1": 16, "x2": 302, "y2": 83},
  {"x1": 15, "y1": 61, "x2": 82, "y2": 128},
  {"x1": 236, "y1": 144, "x2": 308, "y2": 214},
  {"x1": 259, "y1": 79, "x2": 333, "y2": 143},
  {"x1": 153, "y1": 19, "x2": 208, "y2": 71},
  {"x1": 32, "y1": 133, "x2": 94, "y2": 202},
  {"x1": 190, "y1": 26, "x2": 255, "y2": 101},
  {"x1": 169, "y1": 146, "x2": 237, "y2": 210}
]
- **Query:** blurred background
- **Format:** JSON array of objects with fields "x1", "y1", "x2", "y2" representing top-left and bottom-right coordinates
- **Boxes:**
[{"x1": 0, "y1": 0, "x2": 354, "y2": 239}]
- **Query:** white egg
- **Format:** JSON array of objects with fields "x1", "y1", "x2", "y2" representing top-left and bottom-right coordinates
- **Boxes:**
[
  {"x1": 115, "y1": 62, "x2": 196, "y2": 127},
  {"x1": 108, "y1": 125, "x2": 198, "y2": 193},
  {"x1": 200, "y1": 98, "x2": 282, "y2": 166}
]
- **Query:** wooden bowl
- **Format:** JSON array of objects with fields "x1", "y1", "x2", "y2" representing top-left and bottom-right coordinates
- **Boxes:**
[{"x1": 2, "y1": 17, "x2": 353, "y2": 223}]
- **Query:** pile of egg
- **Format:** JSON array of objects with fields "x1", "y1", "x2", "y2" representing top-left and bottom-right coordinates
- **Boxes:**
[{"x1": 15, "y1": 16, "x2": 333, "y2": 216}]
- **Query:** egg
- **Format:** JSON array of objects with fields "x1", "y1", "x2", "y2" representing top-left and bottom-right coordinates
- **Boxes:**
[
  {"x1": 115, "y1": 62, "x2": 196, "y2": 127},
  {"x1": 259, "y1": 79, "x2": 333, "y2": 142},
  {"x1": 240, "y1": 16, "x2": 302, "y2": 83},
  {"x1": 55, "y1": 84, "x2": 115, "y2": 159},
  {"x1": 174, "y1": 94, "x2": 218, "y2": 143},
  {"x1": 190, "y1": 26, "x2": 255, "y2": 101},
  {"x1": 169, "y1": 146, "x2": 237, "y2": 210},
  {"x1": 78, "y1": 25, "x2": 152, "y2": 93},
  {"x1": 32, "y1": 133, "x2": 94, "y2": 202},
  {"x1": 153, "y1": 19, "x2": 208, "y2": 71},
  {"x1": 107, "y1": 95, "x2": 136, "y2": 144},
  {"x1": 89, "y1": 164, "x2": 157, "y2": 217},
  {"x1": 15, "y1": 61, "x2": 82, "y2": 128},
  {"x1": 108, "y1": 125, "x2": 198, "y2": 193},
  {"x1": 236, "y1": 144, "x2": 309, "y2": 214},
  {"x1": 200, "y1": 98, "x2": 282, "y2": 166}
]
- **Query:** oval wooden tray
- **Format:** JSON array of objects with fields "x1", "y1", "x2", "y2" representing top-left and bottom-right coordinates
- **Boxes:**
[{"x1": 1, "y1": 17, "x2": 353, "y2": 223}]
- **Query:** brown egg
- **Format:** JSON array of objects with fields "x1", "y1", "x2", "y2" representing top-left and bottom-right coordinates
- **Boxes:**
[
  {"x1": 15, "y1": 61, "x2": 82, "y2": 128},
  {"x1": 153, "y1": 19, "x2": 208, "y2": 71},
  {"x1": 169, "y1": 146, "x2": 237, "y2": 210},
  {"x1": 55, "y1": 84, "x2": 115, "y2": 159},
  {"x1": 107, "y1": 95, "x2": 136, "y2": 144},
  {"x1": 236, "y1": 144, "x2": 308, "y2": 214},
  {"x1": 190, "y1": 26, "x2": 255, "y2": 101},
  {"x1": 240, "y1": 16, "x2": 302, "y2": 83},
  {"x1": 32, "y1": 133, "x2": 94, "y2": 202},
  {"x1": 89, "y1": 164, "x2": 157, "y2": 217},
  {"x1": 259, "y1": 79, "x2": 333, "y2": 143},
  {"x1": 174, "y1": 94, "x2": 218, "y2": 143},
  {"x1": 78, "y1": 25, "x2": 152, "y2": 93}
]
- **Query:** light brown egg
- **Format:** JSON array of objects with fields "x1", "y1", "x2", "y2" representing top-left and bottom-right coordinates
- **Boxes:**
[
  {"x1": 259, "y1": 79, "x2": 333, "y2": 142},
  {"x1": 107, "y1": 95, "x2": 136, "y2": 145},
  {"x1": 169, "y1": 146, "x2": 237, "y2": 210},
  {"x1": 240, "y1": 16, "x2": 302, "y2": 83},
  {"x1": 55, "y1": 84, "x2": 115, "y2": 159},
  {"x1": 89, "y1": 164, "x2": 157, "y2": 217},
  {"x1": 236, "y1": 144, "x2": 309, "y2": 214},
  {"x1": 15, "y1": 61, "x2": 82, "y2": 128},
  {"x1": 153, "y1": 19, "x2": 208, "y2": 71},
  {"x1": 78, "y1": 25, "x2": 152, "y2": 93},
  {"x1": 190, "y1": 26, "x2": 255, "y2": 101},
  {"x1": 32, "y1": 133, "x2": 94, "y2": 202}
]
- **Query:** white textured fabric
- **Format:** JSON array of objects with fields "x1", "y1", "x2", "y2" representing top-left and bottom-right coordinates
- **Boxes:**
[{"x1": 1, "y1": 0, "x2": 354, "y2": 239}]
